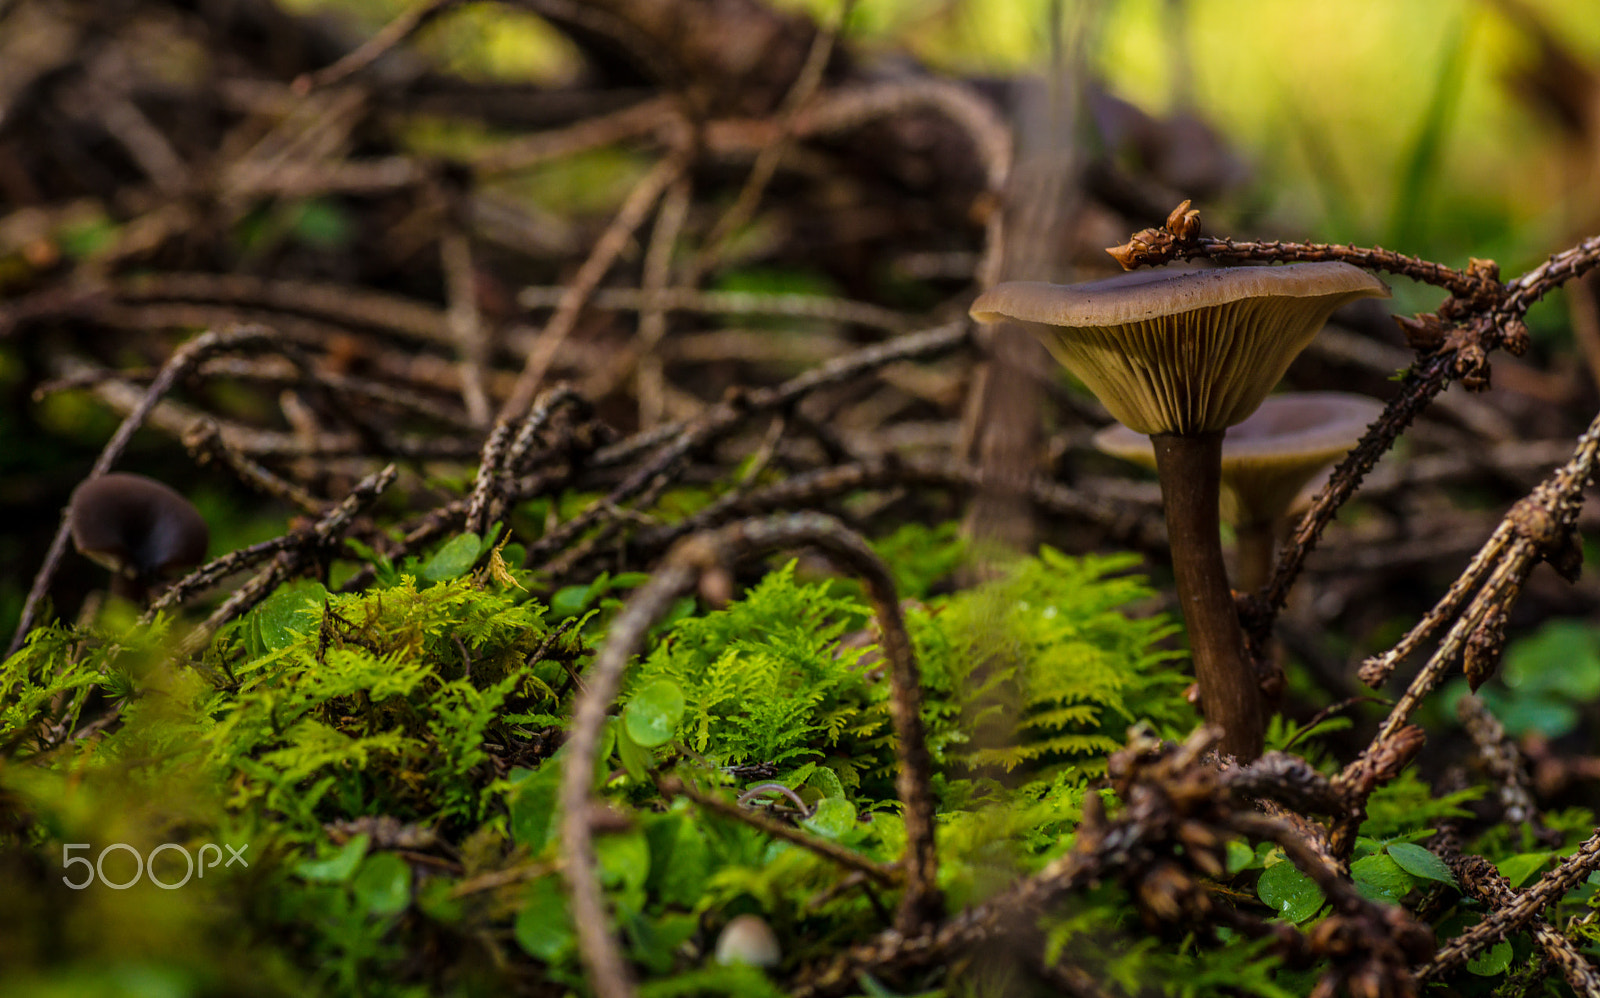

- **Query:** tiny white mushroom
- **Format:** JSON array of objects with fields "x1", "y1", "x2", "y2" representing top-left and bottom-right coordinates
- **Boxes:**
[{"x1": 715, "y1": 914, "x2": 781, "y2": 968}]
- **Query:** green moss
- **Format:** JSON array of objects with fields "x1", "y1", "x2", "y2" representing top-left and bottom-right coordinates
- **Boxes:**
[{"x1": 1, "y1": 531, "x2": 1570, "y2": 996}]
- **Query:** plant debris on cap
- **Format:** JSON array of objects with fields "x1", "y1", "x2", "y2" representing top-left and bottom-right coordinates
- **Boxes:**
[
  {"x1": 1095, "y1": 392, "x2": 1385, "y2": 526},
  {"x1": 971, "y1": 263, "x2": 1390, "y2": 436},
  {"x1": 68, "y1": 473, "x2": 210, "y2": 583}
]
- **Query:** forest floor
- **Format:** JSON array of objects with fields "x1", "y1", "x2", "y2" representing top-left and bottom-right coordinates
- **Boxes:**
[{"x1": 3, "y1": 1, "x2": 1600, "y2": 996}]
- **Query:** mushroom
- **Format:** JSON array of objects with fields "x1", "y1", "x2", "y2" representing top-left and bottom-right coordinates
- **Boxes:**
[
  {"x1": 971, "y1": 263, "x2": 1389, "y2": 760},
  {"x1": 68, "y1": 472, "x2": 210, "y2": 603},
  {"x1": 1095, "y1": 392, "x2": 1385, "y2": 593},
  {"x1": 715, "y1": 914, "x2": 781, "y2": 968}
]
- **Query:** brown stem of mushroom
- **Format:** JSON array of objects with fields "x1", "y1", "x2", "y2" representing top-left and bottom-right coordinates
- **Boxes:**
[
  {"x1": 109, "y1": 573, "x2": 150, "y2": 605},
  {"x1": 1151, "y1": 432, "x2": 1264, "y2": 761},
  {"x1": 1234, "y1": 519, "x2": 1278, "y2": 596}
]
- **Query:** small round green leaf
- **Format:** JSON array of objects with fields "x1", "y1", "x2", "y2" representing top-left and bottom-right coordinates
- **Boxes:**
[
  {"x1": 295, "y1": 833, "x2": 369, "y2": 884},
  {"x1": 550, "y1": 584, "x2": 591, "y2": 619},
  {"x1": 352, "y1": 852, "x2": 411, "y2": 916},
  {"x1": 515, "y1": 877, "x2": 575, "y2": 963},
  {"x1": 615, "y1": 720, "x2": 653, "y2": 781},
  {"x1": 1467, "y1": 940, "x2": 1513, "y2": 976},
  {"x1": 1504, "y1": 621, "x2": 1600, "y2": 698},
  {"x1": 291, "y1": 198, "x2": 354, "y2": 250},
  {"x1": 1495, "y1": 852, "x2": 1550, "y2": 888},
  {"x1": 595, "y1": 829, "x2": 651, "y2": 895},
  {"x1": 1480, "y1": 690, "x2": 1578, "y2": 740},
  {"x1": 1225, "y1": 840, "x2": 1258, "y2": 876},
  {"x1": 1257, "y1": 860, "x2": 1324, "y2": 923},
  {"x1": 254, "y1": 581, "x2": 327, "y2": 652},
  {"x1": 804, "y1": 765, "x2": 846, "y2": 801},
  {"x1": 417, "y1": 879, "x2": 463, "y2": 924},
  {"x1": 510, "y1": 769, "x2": 559, "y2": 853},
  {"x1": 1351, "y1": 836, "x2": 1382, "y2": 861},
  {"x1": 1352, "y1": 853, "x2": 1415, "y2": 904},
  {"x1": 645, "y1": 814, "x2": 710, "y2": 909},
  {"x1": 1385, "y1": 843, "x2": 1457, "y2": 887},
  {"x1": 801, "y1": 797, "x2": 857, "y2": 840},
  {"x1": 632, "y1": 912, "x2": 699, "y2": 974},
  {"x1": 422, "y1": 532, "x2": 482, "y2": 582},
  {"x1": 624, "y1": 680, "x2": 685, "y2": 748}
]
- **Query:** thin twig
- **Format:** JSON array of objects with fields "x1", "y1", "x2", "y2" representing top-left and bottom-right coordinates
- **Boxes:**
[
  {"x1": 560, "y1": 560, "x2": 694, "y2": 998},
  {"x1": 1361, "y1": 407, "x2": 1600, "y2": 743},
  {"x1": 441, "y1": 227, "x2": 492, "y2": 426},
  {"x1": 470, "y1": 96, "x2": 678, "y2": 176},
  {"x1": 1106, "y1": 220, "x2": 1492, "y2": 299},
  {"x1": 515, "y1": 285, "x2": 911, "y2": 333},
  {"x1": 464, "y1": 418, "x2": 516, "y2": 537},
  {"x1": 145, "y1": 531, "x2": 314, "y2": 621},
  {"x1": 1503, "y1": 233, "x2": 1600, "y2": 315},
  {"x1": 634, "y1": 174, "x2": 691, "y2": 430},
  {"x1": 116, "y1": 273, "x2": 453, "y2": 346},
  {"x1": 182, "y1": 418, "x2": 328, "y2": 515},
  {"x1": 1356, "y1": 515, "x2": 1519, "y2": 688},
  {"x1": 448, "y1": 860, "x2": 558, "y2": 899},
  {"x1": 1422, "y1": 830, "x2": 1600, "y2": 983},
  {"x1": 661, "y1": 775, "x2": 897, "y2": 885},
  {"x1": 623, "y1": 452, "x2": 1166, "y2": 562},
  {"x1": 56, "y1": 358, "x2": 481, "y2": 460},
  {"x1": 522, "y1": 321, "x2": 973, "y2": 568},
  {"x1": 507, "y1": 384, "x2": 587, "y2": 471},
  {"x1": 1444, "y1": 854, "x2": 1600, "y2": 996},
  {"x1": 560, "y1": 513, "x2": 941, "y2": 998},
  {"x1": 499, "y1": 148, "x2": 691, "y2": 421},
  {"x1": 176, "y1": 464, "x2": 399, "y2": 653},
  {"x1": 1455, "y1": 695, "x2": 1541, "y2": 829},
  {"x1": 293, "y1": 0, "x2": 459, "y2": 92},
  {"x1": 690, "y1": 0, "x2": 849, "y2": 277}
]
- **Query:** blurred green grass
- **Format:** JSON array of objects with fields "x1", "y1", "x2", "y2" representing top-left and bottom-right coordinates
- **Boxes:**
[
  {"x1": 823, "y1": 0, "x2": 1598, "y2": 280},
  {"x1": 294, "y1": 0, "x2": 1600, "y2": 281}
]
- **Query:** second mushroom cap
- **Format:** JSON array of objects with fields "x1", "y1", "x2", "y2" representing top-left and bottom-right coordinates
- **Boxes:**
[{"x1": 1094, "y1": 391, "x2": 1386, "y2": 528}]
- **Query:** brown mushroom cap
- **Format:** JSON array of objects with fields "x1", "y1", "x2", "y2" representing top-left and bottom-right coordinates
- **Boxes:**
[
  {"x1": 971, "y1": 263, "x2": 1390, "y2": 435},
  {"x1": 1094, "y1": 391, "x2": 1384, "y2": 525},
  {"x1": 68, "y1": 473, "x2": 210, "y2": 582}
]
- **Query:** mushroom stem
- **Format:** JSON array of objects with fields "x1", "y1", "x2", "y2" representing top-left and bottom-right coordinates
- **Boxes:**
[
  {"x1": 1151, "y1": 432, "x2": 1264, "y2": 761},
  {"x1": 1234, "y1": 519, "x2": 1278, "y2": 596},
  {"x1": 109, "y1": 573, "x2": 150, "y2": 605}
]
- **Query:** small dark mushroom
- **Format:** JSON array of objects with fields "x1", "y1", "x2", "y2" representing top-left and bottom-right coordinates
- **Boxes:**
[{"x1": 68, "y1": 473, "x2": 209, "y2": 603}]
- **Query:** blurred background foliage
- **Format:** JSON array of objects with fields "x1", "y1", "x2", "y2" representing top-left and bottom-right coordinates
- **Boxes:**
[
  {"x1": 7, "y1": 0, "x2": 1600, "y2": 697},
  {"x1": 288, "y1": 0, "x2": 1600, "y2": 283}
]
